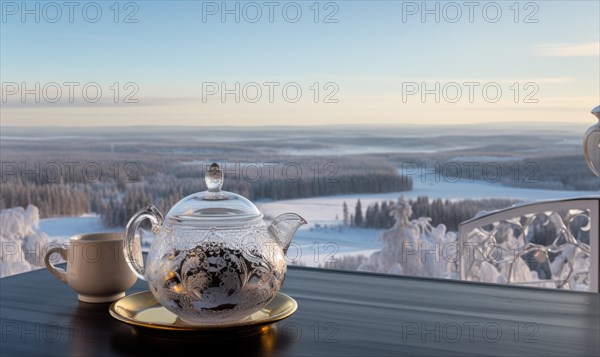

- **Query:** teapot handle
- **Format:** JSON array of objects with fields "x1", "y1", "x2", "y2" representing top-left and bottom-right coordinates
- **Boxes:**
[
  {"x1": 583, "y1": 106, "x2": 600, "y2": 177},
  {"x1": 123, "y1": 204, "x2": 164, "y2": 281}
]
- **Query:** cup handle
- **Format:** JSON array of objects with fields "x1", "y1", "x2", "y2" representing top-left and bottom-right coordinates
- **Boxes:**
[{"x1": 44, "y1": 246, "x2": 68, "y2": 283}]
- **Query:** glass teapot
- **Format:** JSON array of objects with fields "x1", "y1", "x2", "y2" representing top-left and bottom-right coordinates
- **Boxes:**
[{"x1": 123, "y1": 163, "x2": 306, "y2": 325}]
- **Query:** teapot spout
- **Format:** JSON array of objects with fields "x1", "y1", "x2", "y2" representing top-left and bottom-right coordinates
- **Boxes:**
[{"x1": 268, "y1": 213, "x2": 307, "y2": 253}]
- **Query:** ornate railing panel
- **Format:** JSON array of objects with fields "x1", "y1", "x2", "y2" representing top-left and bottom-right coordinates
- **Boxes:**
[{"x1": 459, "y1": 198, "x2": 599, "y2": 292}]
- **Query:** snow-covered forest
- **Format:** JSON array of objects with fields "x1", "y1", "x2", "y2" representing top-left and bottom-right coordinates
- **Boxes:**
[
  {"x1": 1, "y1": 125, "x2": 597, "y2": 283},
  {"x1": 0, "y1": 205, "x2": 53, "y2": 277},
  {"x1": 1, "y1": 157, "x2": 412, "y2": 228},
  {"x1": 342, "y1": 196, "x2": 517, "y2": 231}
]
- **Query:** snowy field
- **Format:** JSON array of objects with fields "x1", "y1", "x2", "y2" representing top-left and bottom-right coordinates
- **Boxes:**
[
  {"x1": 39, "y1": 215, "x2": 122, "y2": 241},
  {"x1": 30, "y1": 178, "x2": 597, "y2": 268}
]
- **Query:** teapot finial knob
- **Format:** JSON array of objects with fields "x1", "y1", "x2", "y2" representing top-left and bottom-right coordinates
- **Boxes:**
[{"x1": 205, "y1": 163, "x2": 224, "y2": 192}]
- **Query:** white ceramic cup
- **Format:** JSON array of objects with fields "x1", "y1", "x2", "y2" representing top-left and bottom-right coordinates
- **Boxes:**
[{"x1": 44, "y1": 232, "x2": 138, "y2": 303}]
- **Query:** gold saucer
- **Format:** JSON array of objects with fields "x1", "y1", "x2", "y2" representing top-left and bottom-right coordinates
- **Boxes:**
[{"x1": 109, "y1": 291, "x2": 297, "y2": 331}]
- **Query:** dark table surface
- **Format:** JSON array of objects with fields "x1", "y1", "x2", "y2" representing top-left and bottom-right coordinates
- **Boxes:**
[{"x1": 1, "y1": 265, "x2": 599, "y2": 356}]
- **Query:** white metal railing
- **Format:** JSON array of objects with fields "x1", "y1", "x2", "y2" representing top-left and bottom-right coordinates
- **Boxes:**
[{"x1": 459, "y1": 197, "x2": 599, "y2": 292}]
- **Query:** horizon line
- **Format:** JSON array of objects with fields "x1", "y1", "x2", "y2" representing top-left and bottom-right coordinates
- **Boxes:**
[{"x1": 0, "y1": 121, "x2": 592, "y2": 129}]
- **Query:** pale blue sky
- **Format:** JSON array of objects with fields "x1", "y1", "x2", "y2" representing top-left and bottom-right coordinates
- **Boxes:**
[{"x1": 1, "y1": 1, "x2": 599, "y2": 126}]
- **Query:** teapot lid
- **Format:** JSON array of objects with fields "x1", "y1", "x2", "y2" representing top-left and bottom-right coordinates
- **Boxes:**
[{"x1": 165, "y1": 163, "x2": 262, "y2": 227}]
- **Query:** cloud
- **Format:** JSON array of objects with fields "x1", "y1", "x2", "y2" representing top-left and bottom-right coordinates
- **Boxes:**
[{"x1": 536, "y1": 42, "x2": 599, "y2": 57}]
